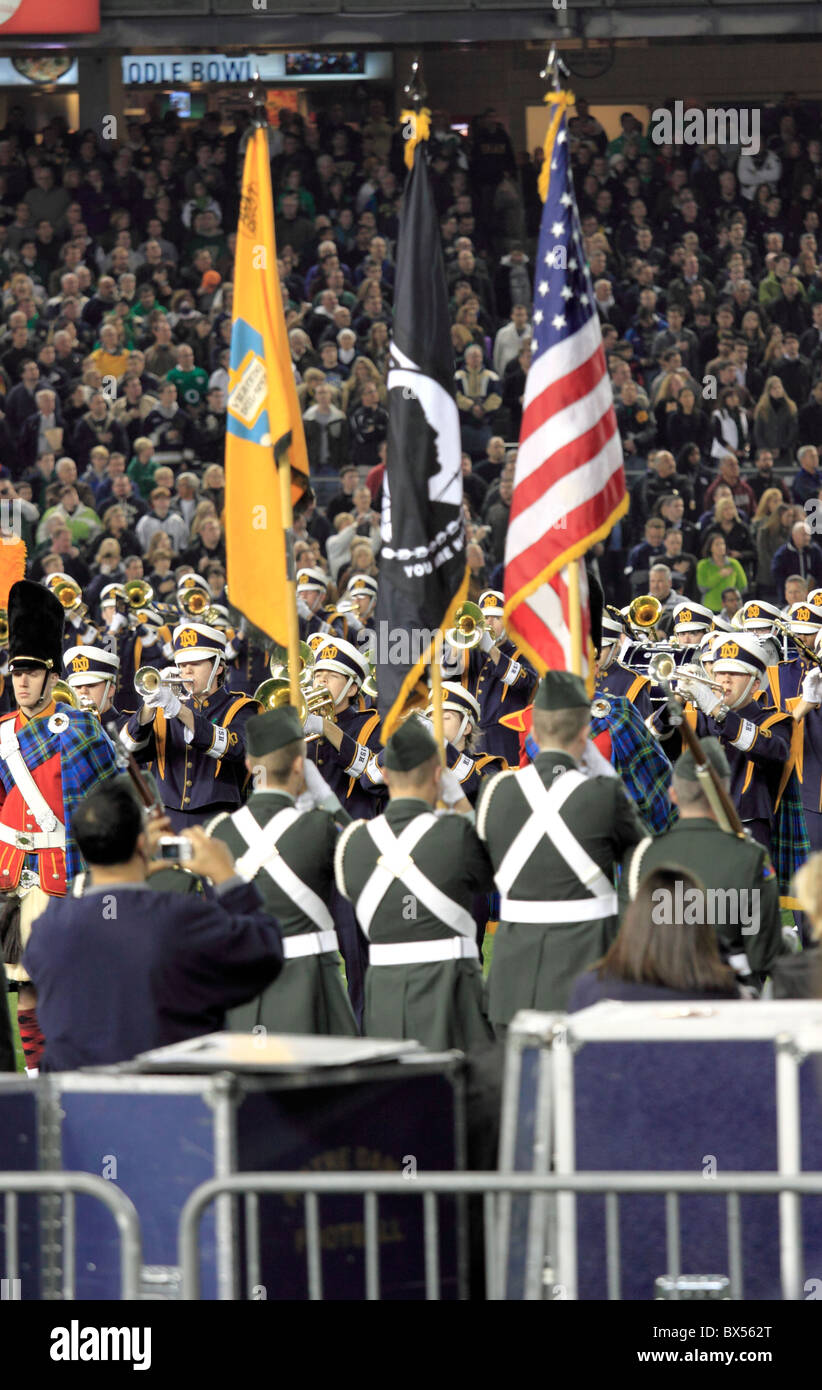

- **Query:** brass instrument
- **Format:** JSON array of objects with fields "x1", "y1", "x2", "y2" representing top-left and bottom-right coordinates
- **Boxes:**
[
  {"x1": 269, "y1": 641, "x2": 315, "y2": 688},
  {"x1": 252, "y1": 675, "x2": 337, "y2": 739},
  {"x1": 134, "y1": 665, "x2": 189, "y2": 699},
  {"x1": 179, "y1": 587, "x2": 218, "y2": 625},
  {"x1": 52, "y1": 577, "x2": 88, "y2": 622},
  {"x1": 772, "y1": 617, "x2": 822, "y2": 672},
  {"x1": 444, "y1": 601, "x2": 486, "y2": 650},
  {"x1": 333, "y1": 597, "x2": 360, "y2": 616},
  {"x1": 647, "y1": 652, "x2": 724, "y2": 699},
  {"x1": 124, "y1": 579, "x2": 154, "y2": 610},
  {"x1": 53, "y1": 680, "x2": 81, "y2": 708},
  {"x1": 625, "y1": 594, "x2": 663, "y2": 642},
  {"x1": 0, "y1": 608, "x2": 8, "y2": 645},
  {"x1": 362, "y1": 662, "x2": 378, "y2": 699}
]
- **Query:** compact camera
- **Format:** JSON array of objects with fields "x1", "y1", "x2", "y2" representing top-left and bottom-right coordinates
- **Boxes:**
[{"x1": 158, "y1": 835, "x2": 194, "y2": 863}]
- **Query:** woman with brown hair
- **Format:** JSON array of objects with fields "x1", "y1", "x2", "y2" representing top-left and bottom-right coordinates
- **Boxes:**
[
  {"x1": 144, "y1": 530, "x2": 177, "y2": 602},
  {"x1": 771, "y1": 856, "x2": 822, "y2": 998},
  {"x1": 753, "y1": 490, "x2": 793, "y2": 598},
  {"x1": 341, "y1": 355, "x2": 387, "y2": 413},
  {"x1": 753, "y1": 375, "x2": 799, "y2": 465},
  {"x1": 568, "y1": 865, "x2": 741, "y2": 1009},
  {"x1": 364, "y1": 320, "x2": 390, "y2": 378}
]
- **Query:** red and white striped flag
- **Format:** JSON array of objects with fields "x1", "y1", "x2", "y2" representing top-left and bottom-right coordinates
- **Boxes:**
[{"x1": 503, "y1": 90, "x2": 627, "y2": 679}]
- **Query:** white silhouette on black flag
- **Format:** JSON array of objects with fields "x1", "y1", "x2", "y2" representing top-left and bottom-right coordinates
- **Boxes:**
[{"x1": 376, "y1": 141, "x2": 468, "y2": 737}]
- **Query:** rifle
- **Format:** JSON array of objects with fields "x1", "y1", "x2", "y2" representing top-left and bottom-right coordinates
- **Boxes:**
[
  {"x1": 103, "y1": 717, "x2": 165, "y2": 821},
  {"x1": 653, "y1": 669, "x2": 746, "y2": 838}
]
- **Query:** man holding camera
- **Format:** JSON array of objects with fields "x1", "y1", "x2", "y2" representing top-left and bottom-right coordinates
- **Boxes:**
[
  {"x1": 120, "y1": 618, "x2": 261, "y2": 829},
  {"x1": 23, "y1": 777, "x2": 284, "y2": 1070}
]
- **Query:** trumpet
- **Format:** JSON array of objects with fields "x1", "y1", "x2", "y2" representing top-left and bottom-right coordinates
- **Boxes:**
[
  {"x1": 52, "y1": 577, "x2": 88, "y2": 622},
  {"x1": 252, "y1": 676, "x2": 337, "y2": 739},
  {"x1": 647, "y1": 652, "x2": 724, "y2": 699},
  {"x1": 0, "y1": 608, "x2": 8, "y2": 645},
  {"x1": 444, "y1": 601, "x2": 486, "y2": 650},
  {"x1": 134, "y1": 665, "x2": 189, "y2": 700},
  {"x1": 269, "y1": 641, "x2": 315, "y2": 689}
]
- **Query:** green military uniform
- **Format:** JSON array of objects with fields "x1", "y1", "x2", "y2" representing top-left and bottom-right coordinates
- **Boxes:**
[
  {"x1": 334, "y1": 719, "x2": 495, "y2": 1052},
  {"x1": 207, "y1": 707, "x2": 357, "y2": 1037},
  {"x1": 619, "y1": 739, "x2": 784, "y2": 982},
  {"x1": 476, "y1": 672, "x2": 646, "y2": 1024}
]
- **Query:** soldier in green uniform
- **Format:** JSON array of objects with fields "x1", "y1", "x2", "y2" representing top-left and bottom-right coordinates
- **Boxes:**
[
  {"x1": 207, "y1": 706, "x2": 357, "y2": 1037},
  {"x1": 476, "y1": 671, "x2": 646, "y2": 1030},
  {"x1": 334, "y1": 716, "x2": 495, "y2": 1051},
  {"x1": 620, "y1": 738, "x2": 785, "y2": 987}
]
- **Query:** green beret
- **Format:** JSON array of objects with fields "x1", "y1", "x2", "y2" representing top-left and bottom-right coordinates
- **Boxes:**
[
  {"x1": 385, "y1": 716, "x2": 440, "y2": 772},
  {"x1": 246, "y1": 707, "x2": 304, "y2": 757},
  {"x1": 674, "y1": 737, "x2": 730, "y2": 783},
  {"x1": 534, "y1": 671, "x2": 590, "y2": 711}
]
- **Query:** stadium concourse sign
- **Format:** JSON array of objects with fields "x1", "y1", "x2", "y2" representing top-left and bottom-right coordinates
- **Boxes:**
[
  {"x1": 0, "y1": 0, "x2": 98, "y2": 31},
  {"x1": 122, "y1": 52, "x2": 393, "y2": 86}
]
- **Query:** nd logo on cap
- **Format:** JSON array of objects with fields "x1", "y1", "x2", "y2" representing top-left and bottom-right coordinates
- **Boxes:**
[
  {"x1": 179, "y1": 629, "x2": 198, "y2": 648},
  {"x1": 71, "y1": 656, "x2": 89, "y2": 673},
  {"x1": 719, "y1": 641, "x2": 739, "y2": 659},
  {"x1": 748, "y1": 604, "x2": 760, "y2": 618},
  {"x1": 323, "y1": 644, "x2": 339, "y2": 661},
  {"x1": 679, "y1": 609, "x2": 692, "y2": 623},
  {"x1": 797, "y1": 607, "x2": 811, "y2": 622}
]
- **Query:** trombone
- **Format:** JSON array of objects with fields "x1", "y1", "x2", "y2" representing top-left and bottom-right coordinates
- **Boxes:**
[
  {"x1": 772, "y1": 617, "x2": 822, "y2": 672},
  {"x1": 444, "y1": 601, "x2": 486, "y2": 650}
]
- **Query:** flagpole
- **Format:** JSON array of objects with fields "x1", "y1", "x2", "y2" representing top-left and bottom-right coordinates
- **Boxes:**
[
  {"x1": 249, "y1": 74, "x2": 302, "y2": 712},
  {"x1": 541, "y1": 46, "x2": 584, "y2": 677}
]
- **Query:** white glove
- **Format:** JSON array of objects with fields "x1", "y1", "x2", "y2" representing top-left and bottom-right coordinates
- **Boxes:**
[
  {"x1": 69, "y1": 611, "x2": 85, "y2": 629},
  {"x1": 155, "y1": 685, "x2": 182, "y2": 719},
  {"x1": 802, "y1": 669, "x2": 822, "y2": 706},
  {"x1": 345, "y1": 614, "x2": 363, "y2": 633},
  {"x1": 303, "y1": 758, "x2": 341, "y2": 812},
  {"x1": 439, "y1": 765, "x2": 465, "y2": 807},
  {"x1": 296, "y1": 598, "x2": 312, "y2": 621},
  {"x1": 691, "y1": 681, "x2": 724, "y2": 718},
  {"x1": 479, "y1": 630, "x2": 495, "y2": 654},
  {"x1": 303, "y1": 713, "x2": 324, "y2": 737},
  {"x1": 109, "y1": 611, "x2": 128, "y2": 634}
]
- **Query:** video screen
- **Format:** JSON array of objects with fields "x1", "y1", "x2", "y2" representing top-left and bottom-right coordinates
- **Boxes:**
[{"x1": 285, "y1": 52, "x2": 364, "y2": 76}]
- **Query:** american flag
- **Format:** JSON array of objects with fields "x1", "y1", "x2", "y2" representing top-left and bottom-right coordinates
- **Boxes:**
[{"x1": 503, "y1": 91, "x2": 627, "y2": 678}]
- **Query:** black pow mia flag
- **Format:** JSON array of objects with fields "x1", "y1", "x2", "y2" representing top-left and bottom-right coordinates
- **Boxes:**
[{"x1": 375, "y1": 141, "x2": 468, "y2": 739}]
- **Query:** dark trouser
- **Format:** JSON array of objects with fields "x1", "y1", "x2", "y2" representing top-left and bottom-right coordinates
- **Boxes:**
[
  {"x1": 804, "y1": 809, "x2": 822, "y2": 853},
  {"x1": 331, "y1": 889, "x2": 368, "y2": 1030},
  {"x1": 743, "y1": 818, "x2": 772, "y2": 856},
  {"x1": 163, "y1": 803, "x2": 238, "y2": 832}
]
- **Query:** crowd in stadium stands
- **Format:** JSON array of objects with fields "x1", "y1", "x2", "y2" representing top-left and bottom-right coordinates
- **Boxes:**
[{"x1": 0, "y1": 96, "x2": 821, "y2": 621}]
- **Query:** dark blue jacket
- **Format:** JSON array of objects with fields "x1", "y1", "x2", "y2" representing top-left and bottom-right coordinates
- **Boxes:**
[{"x1": 23, "y1": 878, "x2": 283, "y2": 1071}]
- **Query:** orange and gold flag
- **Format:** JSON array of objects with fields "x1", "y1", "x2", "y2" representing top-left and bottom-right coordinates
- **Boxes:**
[{"x1": 225, "y1": 125, "x2": 309, "y2": 644}]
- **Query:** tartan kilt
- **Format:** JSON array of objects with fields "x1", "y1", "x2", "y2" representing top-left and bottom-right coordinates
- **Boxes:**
[{"x1": 2, "y1": 885, "x2": 52, "y2": 982}]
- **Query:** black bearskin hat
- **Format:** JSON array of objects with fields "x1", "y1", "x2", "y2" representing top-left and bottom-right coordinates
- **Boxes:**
[{"x1": 8, "y1": 580, "x2": 65, "y2": 671}]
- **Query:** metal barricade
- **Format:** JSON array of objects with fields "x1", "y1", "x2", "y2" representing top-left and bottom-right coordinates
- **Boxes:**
[
  {"x1": 0, "y1": 1173, "x2": 142, "y2": 1301},
  {"x1": 178, "y1": 1170, "x2": 822, "y2": 1302}
]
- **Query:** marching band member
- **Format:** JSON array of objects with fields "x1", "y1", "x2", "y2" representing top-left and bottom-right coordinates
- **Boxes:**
[
  {"x1": 0, "y1": 580, "x2": 119, "y2": 1070},
  {"x1": 789, "y1": 627, "x2": 822, "y2": 851},
  {"x1": 772, "y1": 602, "x2": 822, "y2": 704},
  {"x1": 670, "y1": 600, "x2": 714, "y2": 648},
  {"x1": 306, "y1": 635, "x2": 386, "y2": 1024},
  {"x1": 120, "y1": 620, "x2": 261, "y2": 830},
  {"x1": 335, "y1": 716, "x2": 495, "y2": 1050},
  {"x1": 207, "y1": 706, "x2": 357, "y2": 1037},
  {"x1": 224, "y1": 615, "x2": 272, "y2": 697},
  {"x1": 594, "y1": 611, "x2": 653, "y2": 719},
  {"x1": 296, "y1": 566, "x2": 337, "y2": 642},
  {"x1": 470, "y1": 590, "x2": 537, "y2": 764},
  {"x1": 63, "y1": 645, "x2": 123, "y2": 722}
]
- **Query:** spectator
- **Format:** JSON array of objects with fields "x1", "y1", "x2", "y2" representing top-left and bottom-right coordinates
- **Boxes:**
[
  {"x1": 135, "y1": 486, "x2": 189, "y2": 553},
  {"x1": 665, "y1": 384, "x2": 711, "y2": 457},
  {"x1": 791, "y1": 444, "x2": 821, "y2": 507},
  {"x1": 772, "y1": 519, "x2": 822, "y2": 594},
  {"x1": 697, "y1": 532, "x2": 748, "y2": 612},
  {"x1": 348, "y1": 380, "x2": 388, "y2": 471},
  {"x1": 303, "y1": 381, "x2": 349, "y2": 476},
  {"x1": 704, "y1": 454, "x2": 757, "y2": 518},
  {"x1": 181, "y1": 513, "x2": 226, "y2": 574},
  {"x1": 753, "y1": 376, "x2": 799, "y2": 465},
  {"x1": 455, "y1": 343, "x2": 502, "y2": 459},
  {"x1": 71, "y1": 391, "x2": 129, "y2": 469},
  {"x1": 753, "y1": 492, "x2": 793, "y2": 599},
  {"x1": 710, "y1": 387, "x2": 750, "y2": 461},
  {"x1": 746, "y1": 448, "x2": 790, "y2": 506}
]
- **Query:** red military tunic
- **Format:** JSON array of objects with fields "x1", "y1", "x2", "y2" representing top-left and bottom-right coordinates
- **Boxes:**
[{"x1": 0, "y1": 700, "x2": 68, "y2": 895}]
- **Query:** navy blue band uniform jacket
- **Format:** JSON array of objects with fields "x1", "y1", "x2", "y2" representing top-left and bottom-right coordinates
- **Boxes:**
[
  {"x1": 308, "y1": 703, "x2": 387, "y2": 820},
  {"x1": 121, "y1": 684, "x2": 261, "y2": 829},
  {"x1": 595, "y1": 659, "x2": 653, "y2": 722},
  {"x1": 468, "y1": 639, "x2": 537, "y2": 763},
  {"x1": 334, "y1": 797, "x2": 495, "y2": 1052},
  {"x1": 476, "y1": 750, "x2": 646, "y2": 1023},
  {"x1": 207, "y1": 789, "x2": 357, "y2": 1037}
]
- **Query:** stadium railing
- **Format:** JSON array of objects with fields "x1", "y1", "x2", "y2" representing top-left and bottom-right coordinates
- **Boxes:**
[
  {"x1": 177, "y1": 1169, "x2": 822, "y2": 1301},
  {"x1": 0, "y1": 1172, "x2": 142, "y2": 1300}
]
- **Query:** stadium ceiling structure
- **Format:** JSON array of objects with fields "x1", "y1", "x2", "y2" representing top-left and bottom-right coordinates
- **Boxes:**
[{"x1": 15, "y1": 0, "x2": 822, "y2": 51}]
